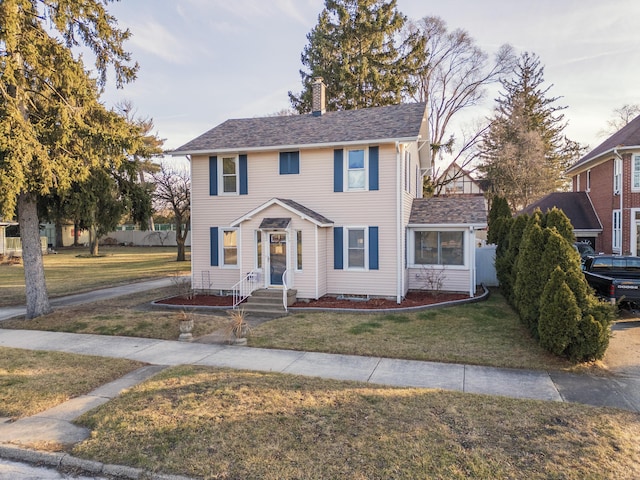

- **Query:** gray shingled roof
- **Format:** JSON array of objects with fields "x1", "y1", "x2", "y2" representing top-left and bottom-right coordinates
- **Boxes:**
[
  {"x1": 568, "y1": 113, "x2": 640, "y2": 172},
  {"x1": 172, "y1": 102, "x2": 427, "y2": 154},
  {"x1": 519, "y1": 191, "x2": 602, "y2": 231},
  {"x1": 276, "y1": 198, "x2": 333, "y2": 225},
  {"x1": 409, "y1": 197, "x2": 487, "y2": 225}
]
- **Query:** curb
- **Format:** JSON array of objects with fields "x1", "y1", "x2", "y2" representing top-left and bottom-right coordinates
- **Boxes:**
[{"x1": 0, "y1": 444, "x2": 194, "y2": 480}]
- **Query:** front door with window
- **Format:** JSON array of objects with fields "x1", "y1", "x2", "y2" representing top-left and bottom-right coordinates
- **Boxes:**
[{"x1": 269, "y1": 233, "x2": 287, "y2": 286}]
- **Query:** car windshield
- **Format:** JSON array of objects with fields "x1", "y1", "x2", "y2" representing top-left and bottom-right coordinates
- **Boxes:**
[{"x1": 576, "y1": 243, "x2": 595, "y2": 256}]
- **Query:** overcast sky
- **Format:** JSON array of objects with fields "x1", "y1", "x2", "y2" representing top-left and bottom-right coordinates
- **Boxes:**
[{"x1": 100, "y1": 0, "x2": 640, "y2": 161}]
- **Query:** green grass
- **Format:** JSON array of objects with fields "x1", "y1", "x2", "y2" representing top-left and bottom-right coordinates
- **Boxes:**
[
  {"x1": 0, "y1": 246, "x2": 190, "y2": 306},
  {"x1": 71, "y1": 365, "x2": 640, "y2": 480},
  {"x1": 250, "y1": 292, "x2": 572, "y2": 371}
]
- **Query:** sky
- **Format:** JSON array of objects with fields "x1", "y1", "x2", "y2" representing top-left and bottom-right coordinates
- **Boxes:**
[{"x1": 99, "y1": 0, "x2": 640, "y2": 163}]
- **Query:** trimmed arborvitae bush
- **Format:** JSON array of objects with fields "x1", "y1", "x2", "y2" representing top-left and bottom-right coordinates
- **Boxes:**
[
  {"x1": 541, "y1": 228, "x2": 582, "y2": 283},
  {"x1": 497, "y1": 214, "x2": 528, "y2": 305},
  {"x1": 488, "y1": 196, "x2": 512, "y2": 245},
  {"x1": 513, "y1": 219, "x2": 546, "y2": 334},
  {"x1": 539, "y1": 268, "x2": 580, "y2": 356},
  {"x1": 544, "y1": 207, "x2": 575, "y2": 244}
]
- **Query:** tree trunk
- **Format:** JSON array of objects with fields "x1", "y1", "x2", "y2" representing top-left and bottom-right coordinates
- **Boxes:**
[
  {"x1": 55, "y1": 219, "x2": 64, "y2": 249},
  {"x1": 176, "y1": 217, "x2": 188, "y2": 262},
  {"x1": 73, "y1": 220, "x2": 80, "y2": 246},
  {"x1": 18, "y1": 193, "x2": 52, "y2": 319},
  {"x1": 176, "y1": 237, "x2": 186, "y2": 262},
  {"x1": 89, "y1": 225, "x2": 99, "y2": 256}
]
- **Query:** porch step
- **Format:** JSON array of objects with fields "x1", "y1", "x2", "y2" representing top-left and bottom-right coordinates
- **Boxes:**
[{"x1": 241, "y1": 288, "x2": 297, "y2": 318}]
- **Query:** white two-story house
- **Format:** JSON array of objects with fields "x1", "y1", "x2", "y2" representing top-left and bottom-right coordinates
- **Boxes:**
[{"x1": 172, "y1": 80, "x2": 486, "y2": 305}]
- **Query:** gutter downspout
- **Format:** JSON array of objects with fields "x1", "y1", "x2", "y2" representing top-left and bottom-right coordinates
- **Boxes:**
[
  {"x1": 396, "y1": 141, "x2": 403, "y2": 304},
  {"x1": 614, "y1": 148, "x2": 623, "y2": 254}
]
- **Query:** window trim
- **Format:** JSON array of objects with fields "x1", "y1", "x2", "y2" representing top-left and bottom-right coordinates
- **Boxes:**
[
  {"x1": 344, "y1": 226, "x2": 368, "y2": 270},
  {"x1": 614, "y1": 157, "x2": 623, "y2": 194},
  {"x1": 613, "y1": 210, "x2": 622, "y2": 253},
  {"x1": 220, "y1": 227, "x2": 239, "y2": 268},
  {"x1": 633, "y1": 155, "x2": 640, "y2": 192},
  {"x1": 409, "y1": 228, "x2": 467, "y2": 269},
  {"x1": 344, "y1": 147, "x2": 368, "y2": 191},
  {"x1": 295, "y1": 230, "x2": 303, "y2": 271},
  {"x1": 255, "y1": 230, "x2": 263, "y2": 270},
  {"x1": 586, "y1": 169, "x2": 591, "y2": 192},
  {"x1": 219, "y1": 155, "x2": 239, "y2": 195},
  {"x1": 279, "y1": 151, "x2": 300, "y2": 175}
]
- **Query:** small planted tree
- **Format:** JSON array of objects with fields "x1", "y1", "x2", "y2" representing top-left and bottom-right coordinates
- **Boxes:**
[
  {"x1": 539, "y1": 267, "x2": 580, "y2": 356},
  {"x1": 497, "y1": 213, "x2": 528, "y2": 304},
  {"x1": 544, "y1": 207, "x2": 575, "y2": 244},
  {"x1": 513, "y1": 216, "x2": 545, "y2": 333},
  {"x1": 487, "y1": 196, "x2": 512, "y2": 245}
]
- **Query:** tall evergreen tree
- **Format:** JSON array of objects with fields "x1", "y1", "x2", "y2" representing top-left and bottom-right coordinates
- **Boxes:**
[
  {"x1": 289, "y1": 0, "x2": 425, "y2": 112},
  {"x1": 487, "y1": 196, "x2": 511, "y2": 245},
  {"x1": 479, "y1": 52, "x2": 584, "y2": 211},
  {"x1": 0, "y1": 0, "x2": 138, "y2": 318}
]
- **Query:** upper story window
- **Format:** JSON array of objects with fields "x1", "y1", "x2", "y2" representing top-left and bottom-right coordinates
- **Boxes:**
[
  {"x1": 222, "y1": 156, "x2": 238, "y2": 193},
  {"x1": 209, "y1": 155, "x2": 248, "y2": 196},
  {"x1": 346, "y1": 148, "x2": 367, "y2": 190},
  {"x1": 586, "y1": 169, "x2": 591, "y2": 192},
  {"x1": 334, "y1": 147, "x2": 379, "y2": 192},
  {"x1": 279, "y1": 151, "x2": 300, "y2": 175},
  {"x1": 575, "y1": 173, "x2": 580, "y2": 192},
  {"x1": 614, "y1": 157, "x2": 623, "y2": 194},
  {"x1": 633, "y1": 155, "x2": 640, "y2": 190}
]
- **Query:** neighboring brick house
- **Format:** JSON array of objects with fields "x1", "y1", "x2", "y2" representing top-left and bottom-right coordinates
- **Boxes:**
[
  {"x1": 566, "y1": 114, "x2": 640, "y2": 255},
  {"x1": 171, "y1": 80, "x2": 487, "y2": 305}
]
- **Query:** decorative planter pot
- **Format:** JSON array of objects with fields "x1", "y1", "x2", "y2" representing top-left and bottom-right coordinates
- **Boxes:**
[{"x1": 179, "y1": 318, "x2": 194, "y2": 342}]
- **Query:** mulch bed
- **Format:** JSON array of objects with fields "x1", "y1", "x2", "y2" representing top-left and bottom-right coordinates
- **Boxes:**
[{"x1": 157, "y1": 291, "x2": 472, "y2": 309}]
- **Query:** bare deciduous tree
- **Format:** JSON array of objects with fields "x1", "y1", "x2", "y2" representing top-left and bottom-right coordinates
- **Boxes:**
[
  {"x1": 406, "y1": 16, "x2": 515, "y2": 193},
  {"x1": 152, "y1": 164, "x2": 191, "y2": 262},
  {"x1": 598, "y1": 104, "x2": 640, "y2": 138}
]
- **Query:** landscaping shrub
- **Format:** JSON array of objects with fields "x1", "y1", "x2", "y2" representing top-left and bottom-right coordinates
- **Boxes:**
[
  {"x1": 538, "y1": 267, "x2": 580, "y2": 355},
  {"x1": 513, "y1": 217, "x2": 545, "y2": 335},
  {"x1": 543, "y1": 207, "x2": 575, "y2": 243}
]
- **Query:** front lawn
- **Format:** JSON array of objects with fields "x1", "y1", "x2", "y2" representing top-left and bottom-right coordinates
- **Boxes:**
[
  {"x1": 71, "y1": 365, "x2": 640, "y2": 480},
  {"x1": 250, "y1": 292, "x2": 572, "y2": 371},
  {"x1": 0, "y1": 347, "x2": 144, "y2": 420},
  {"x1": 0, "y1": 246, "x2": 190, "y2": 306}
]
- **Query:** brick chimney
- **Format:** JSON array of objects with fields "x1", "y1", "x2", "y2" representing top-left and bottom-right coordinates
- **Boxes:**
[{"x1": 312, "y1": 77, "x2": 326, "y2": 116}]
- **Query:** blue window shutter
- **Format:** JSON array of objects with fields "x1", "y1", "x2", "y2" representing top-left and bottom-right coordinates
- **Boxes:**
[
  {"x1": 239, "y1": 154, "x2": 248, "y2": 195},
  {"x1": 209, "y1": 156, "x2": 218, "y2": 196},
  {"x1": 334, "y1": 149, "x2": 343, "y2": 192},
  {"x1": 369, "y1": 146, "x2": 379, "y2": 191},
  {"x1": 210, "y1": 227, "x2": 219, "y2": 266},
  {"x1": 369, "y1": 226, "x2": 379, "y2": 270},
  {"x1": 334, "y1": 227, "x2": 343, "y2": 270}
]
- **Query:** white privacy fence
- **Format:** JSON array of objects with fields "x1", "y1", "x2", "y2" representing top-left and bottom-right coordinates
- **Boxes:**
[{"x1": 476, "y1": 245, "x2": 498, "y2": 287}]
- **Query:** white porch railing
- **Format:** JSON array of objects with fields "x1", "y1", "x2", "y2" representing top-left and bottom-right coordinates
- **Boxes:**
[
  {"x1": 282, "y1": 268, "x2": 290, "y2": 312},
  {"x1": 232, "y1": 270, "x2": 259, "y2": 309}
]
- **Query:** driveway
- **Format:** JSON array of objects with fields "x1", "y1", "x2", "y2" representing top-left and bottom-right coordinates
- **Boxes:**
[{"x1": 605, "y1": 311, "x2": 640, "y2": 377}]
